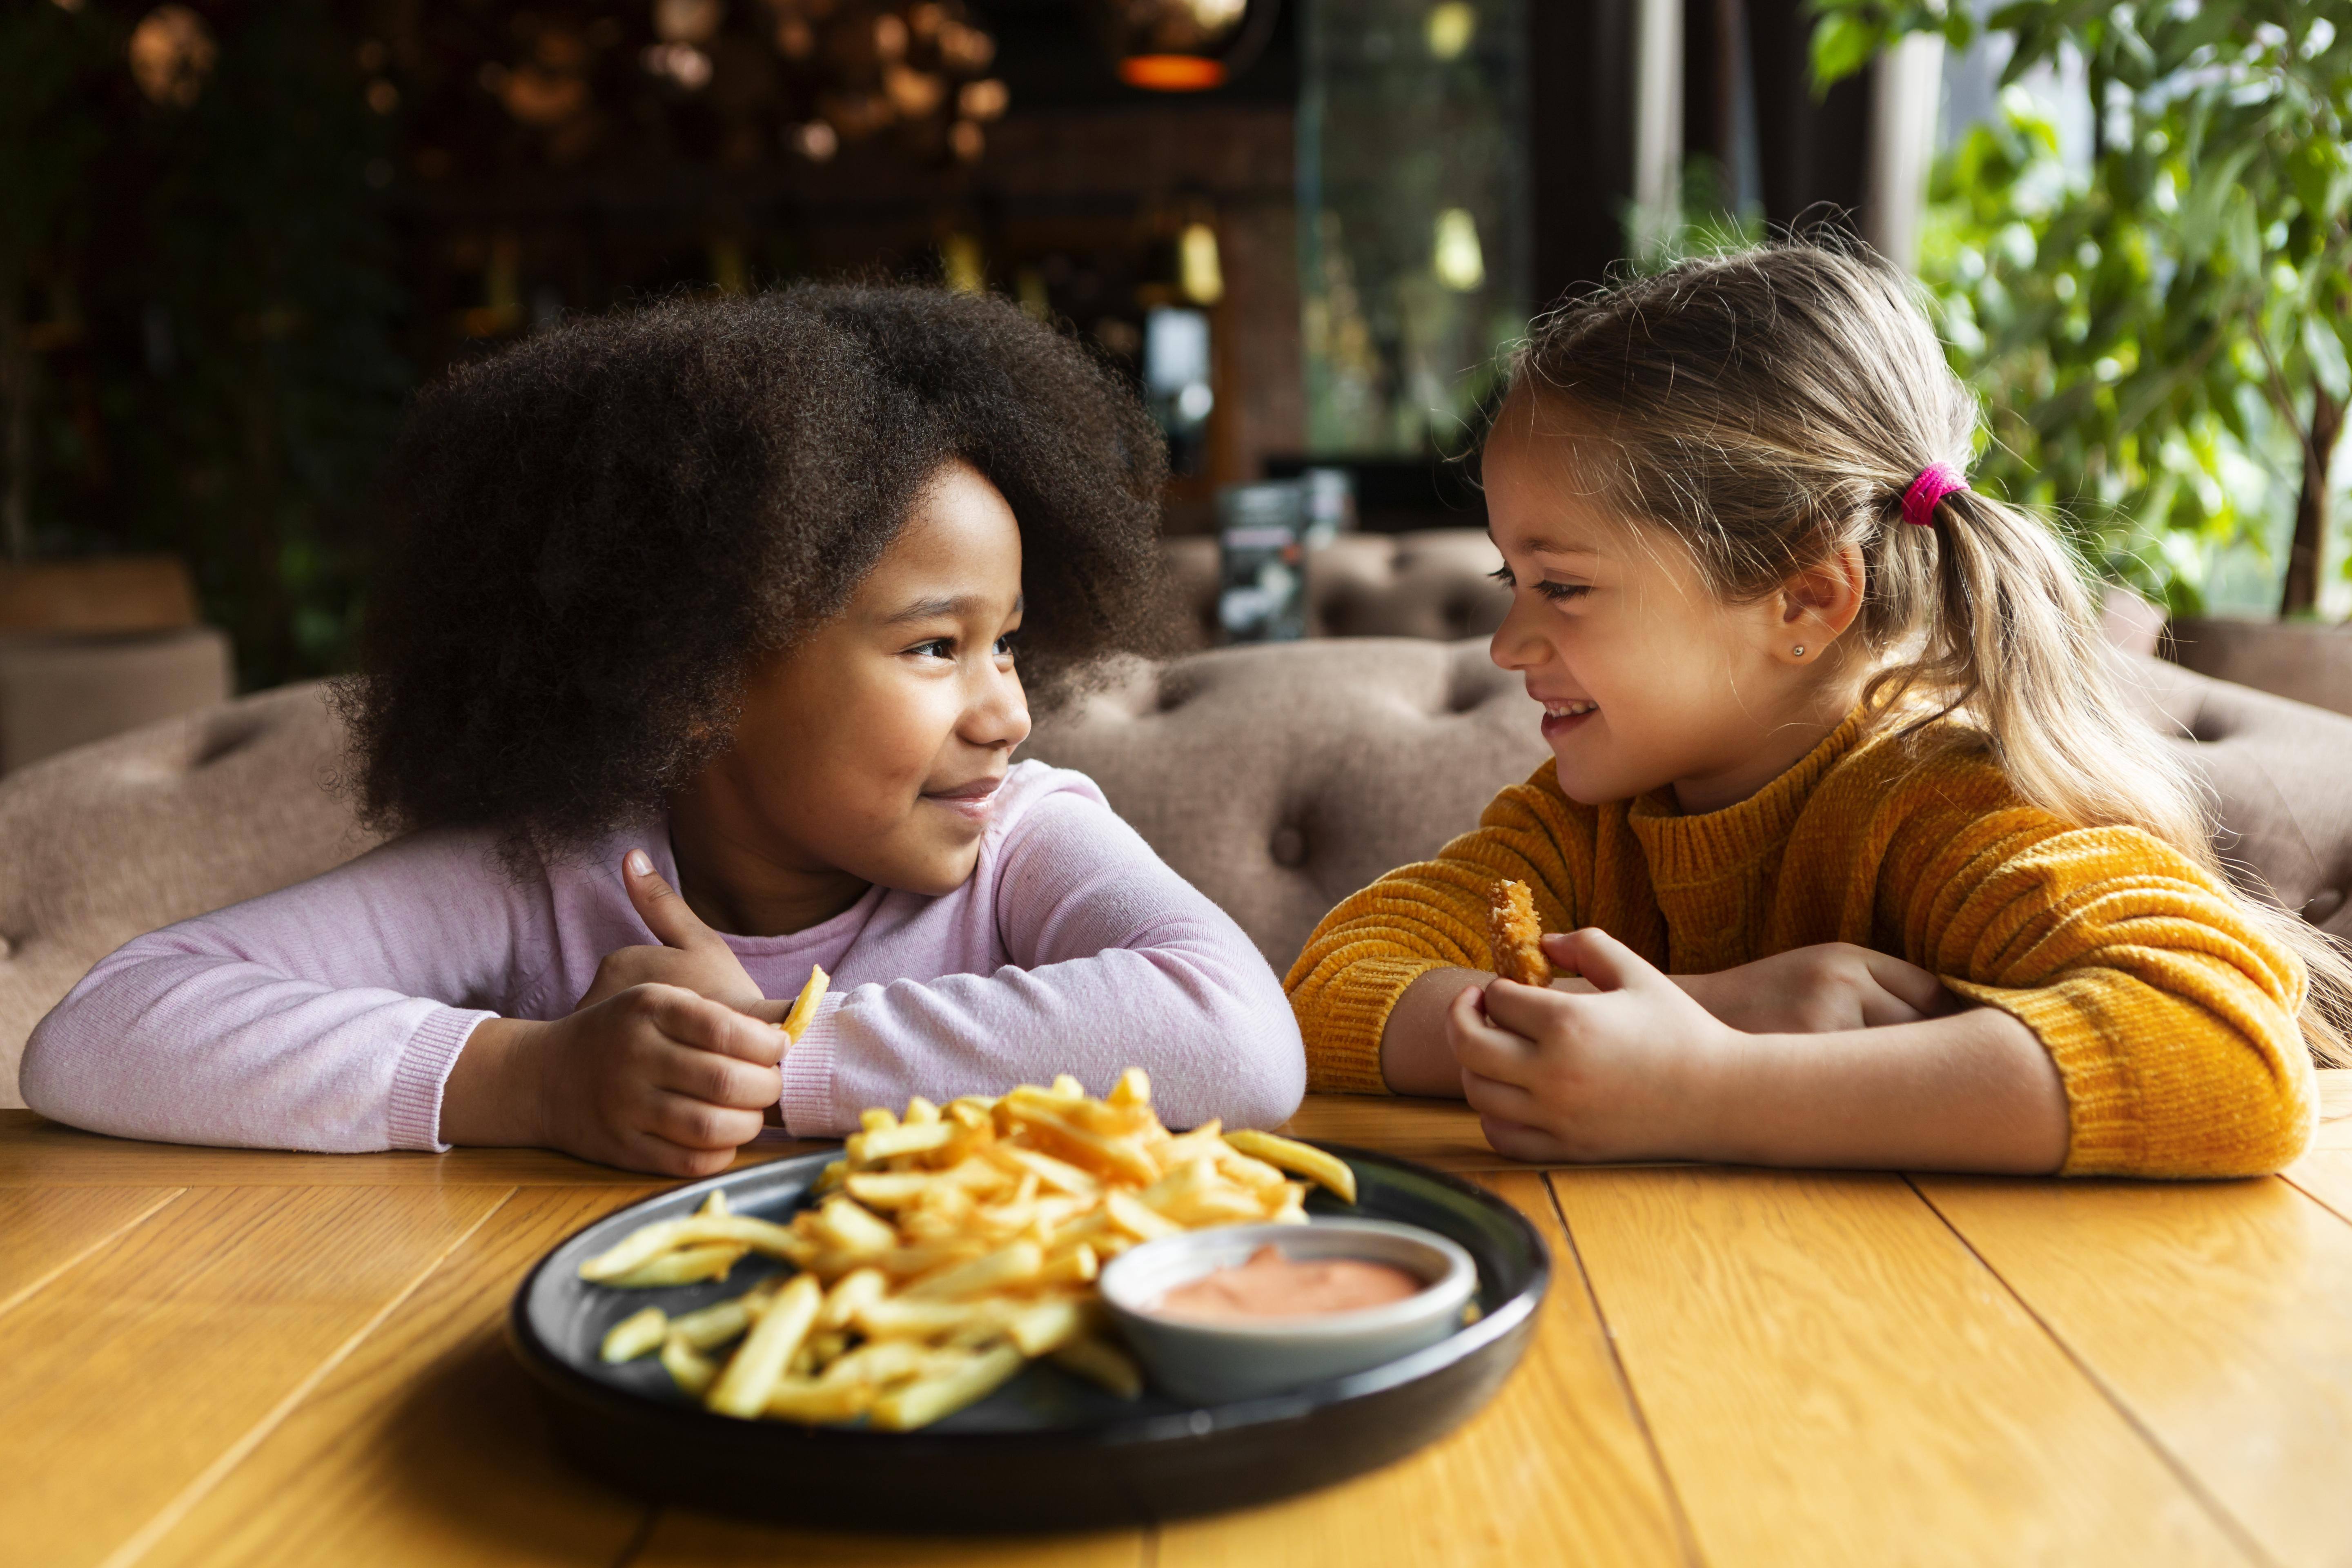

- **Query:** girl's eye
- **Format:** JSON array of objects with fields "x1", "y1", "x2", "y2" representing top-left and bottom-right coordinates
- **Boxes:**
[
  {"x1": 1490, "y1": 564, "x2": 1589, "y2": 602},
  {"x1": 993, "y1": 634, "x2": 1018, "y2": 659},
  {"x1": 911, "y1": 637, "x2": 956, "y2": 659}
]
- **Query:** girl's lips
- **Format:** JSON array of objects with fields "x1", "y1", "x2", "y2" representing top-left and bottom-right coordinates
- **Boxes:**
[
  {"x1": 922, "y1": 777, "x2": 1004, "y2": 822},
  {"x1": 1537, "y1": 699, "x2": 1597, "y2": 742}
]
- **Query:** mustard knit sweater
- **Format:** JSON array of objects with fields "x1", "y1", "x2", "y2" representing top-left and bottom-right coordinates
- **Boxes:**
[{"x1": 1285, "y1": 708, "x2": 2317, "y2": 1177}]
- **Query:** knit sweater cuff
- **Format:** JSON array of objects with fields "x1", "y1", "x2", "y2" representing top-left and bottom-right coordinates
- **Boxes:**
[
  {"x1": 780, "y1": 992, "x2": 848, "y2": 1137},
  {"x1": 1303, "y1": 956, "x2": 1446, "y2": 1096},
  {"x1": 1942, "y1": 979, "x2": 2131, "y2": 1175},
  {"x1": 389, "y1": 1006, "x2": 497, "y2": 1153}
]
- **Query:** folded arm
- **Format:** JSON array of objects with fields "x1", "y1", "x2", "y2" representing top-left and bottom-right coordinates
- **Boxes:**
[
  {"x1": 18, "y1": 831, "x2": 527, "y2": 1153},
  {"x1": 780, "y1": 788, "x2": 1305, "y2": 1137}
]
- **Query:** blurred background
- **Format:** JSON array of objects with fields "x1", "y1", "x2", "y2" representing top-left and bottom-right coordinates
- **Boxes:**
[{"x1": 1, "y1": 0, "x2": 2346, "y2": 767}]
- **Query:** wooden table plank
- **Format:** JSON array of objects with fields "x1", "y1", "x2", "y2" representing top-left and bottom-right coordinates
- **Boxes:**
[
  {"x1": 137, "y1": 1185, "x2": 662, "y2": 1568},
  {"x1": 1552, "y1": 1167, "x2": 2253, "y2": 1568},
  {"x1": 0, "y1": 1111, "x2": 829, "y2": 1187},
  {"x1": 0, "y1": 1184, "x2": 509, "y2": 1568},
  {"x1": 1916, "y1": 1172, "x2": 2352, "y2": 1568},
  {"x1": 1280, "y1": 1097, "x2": 1527, "y2": 1172},
  {"x1": 0, "y1": 1185, "x2": 182, "y2": 1316},
  {"x1": 2283, "y1": 1150, "x2": 2352, "y2": 1226},
  {"x1": 1157, "y1": 1172, "x2": 1689, "y2": 1568},
  {"x1": 629, "y1": 1510, "x2": 1143, "y2": 1566}
]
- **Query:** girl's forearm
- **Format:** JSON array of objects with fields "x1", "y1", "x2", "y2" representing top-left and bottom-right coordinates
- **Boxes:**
[
  {"x1": 438, "y1": 1016, "x2": 547, "y2": 1147},
  {"x1": 1687, "y1": 1007, "x2": 2067, "y2": 1172}
]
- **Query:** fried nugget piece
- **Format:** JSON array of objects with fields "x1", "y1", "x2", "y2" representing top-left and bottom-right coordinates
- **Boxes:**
[{"x1": 1487, "y1": 879, "x2": 1552, "y2": 986}]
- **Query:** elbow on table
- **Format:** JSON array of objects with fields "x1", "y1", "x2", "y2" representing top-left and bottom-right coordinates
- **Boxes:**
[
  {"x1": 2074, "y1": 1028, "x2": 2319, "y2": 1180},
  {"x1": 1188, "y1": 1006, "x2": 1307, "y2": 1132}
]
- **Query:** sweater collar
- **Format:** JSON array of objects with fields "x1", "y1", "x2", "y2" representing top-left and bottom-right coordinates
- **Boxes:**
[{"x1": 1624, "y1": 705, "x2": 1875, "y2": 886}]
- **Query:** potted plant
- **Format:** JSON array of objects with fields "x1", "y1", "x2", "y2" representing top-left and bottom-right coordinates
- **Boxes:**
[{"x1": 1812, "y1": 0, "x2": 2352, "y2": 710}]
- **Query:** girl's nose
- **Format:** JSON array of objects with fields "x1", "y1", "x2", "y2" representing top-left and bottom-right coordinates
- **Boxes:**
[
  {"x1": 1489, "y1": 589, "x2": 1551, "y2": 673},
  {"x1": 964, "y1": 662, "x2": 1031, "y2": 751}
]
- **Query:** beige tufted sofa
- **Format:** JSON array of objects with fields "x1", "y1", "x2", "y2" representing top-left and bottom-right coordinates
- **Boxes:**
[
  {"x1": 1160, "y1": 531, "x2": 1511, "y2": 648},
  {"x1": 5, "y1": 631, "x2": 2352, "y2": 1107}
]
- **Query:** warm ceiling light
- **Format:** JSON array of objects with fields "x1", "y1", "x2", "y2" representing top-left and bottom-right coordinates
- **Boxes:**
[
  {"x1": 1119, "y1": 54, "x2": 1226, "y2": 90},
  {"x1": 128, "y1": 5, "x2": 216, "y2": 108}
]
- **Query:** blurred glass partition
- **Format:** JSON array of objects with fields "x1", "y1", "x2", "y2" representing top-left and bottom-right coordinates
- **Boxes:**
[{"x1": 1300, "y1": 0, "x2": 1531, "y2": 457}]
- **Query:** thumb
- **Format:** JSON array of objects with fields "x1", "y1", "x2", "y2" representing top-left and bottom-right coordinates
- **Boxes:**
[
  {"x1": 623, "y1": 849, "x2": 722, "y2": 953},
  {"x1": 1545, "y1": 927, "x2": 1664, "y2": 994}
]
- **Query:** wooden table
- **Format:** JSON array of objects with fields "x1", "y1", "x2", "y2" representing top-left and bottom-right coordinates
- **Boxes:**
[{"x1": 6, "y1": 1076, "x2": 2350, "y2": 1568}]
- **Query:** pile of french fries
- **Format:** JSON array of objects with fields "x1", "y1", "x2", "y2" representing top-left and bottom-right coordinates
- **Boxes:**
[{"x1": 585, "y1": 1067, "x2": 1356, "y2": 1430}]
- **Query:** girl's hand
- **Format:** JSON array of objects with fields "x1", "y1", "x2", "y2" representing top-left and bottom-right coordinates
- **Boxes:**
[
  {"x1": 1453, "y1": 928, "x2": 1734, "y2": 1163},
  {"x1": 444, "y1": 985, "x2": 788, "y2": 1176},
  {"x1": 577, "y1": 851, "x2": 766, "y2": 1013},
  {"x1": 1653, "y1": 939, "x2": 1948, "y2": 1035}
]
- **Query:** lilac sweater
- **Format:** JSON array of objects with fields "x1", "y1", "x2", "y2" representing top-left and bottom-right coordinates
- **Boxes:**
[{"x1": 20, "y1": 762, "x2": 1305, "y2": 1150}]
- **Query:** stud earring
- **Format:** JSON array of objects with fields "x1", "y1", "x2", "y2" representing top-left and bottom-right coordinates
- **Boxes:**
[{"x1": 1791, "y1": 644, "x2": 1806, "y2": 657}]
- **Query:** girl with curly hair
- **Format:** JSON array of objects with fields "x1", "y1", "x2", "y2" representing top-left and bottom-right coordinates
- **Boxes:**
[{"x1": 24, "y1": 285, "x2": 1306, "y2": 1174}]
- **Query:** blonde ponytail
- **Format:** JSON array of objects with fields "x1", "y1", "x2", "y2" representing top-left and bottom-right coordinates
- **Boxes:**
[{"x1": 1511, "y1": 241, "x2": 2352, "y2": 1063}]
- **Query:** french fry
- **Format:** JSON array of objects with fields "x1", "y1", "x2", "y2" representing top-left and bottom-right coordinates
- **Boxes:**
[
  {"x1": 1002, "y1": 1295, "x2": 1087, "y2": 1357},
  {"x1": 855, "y1": 1296, "x2": 1002, "y2": 1341},
  {"x1": 817, "y1": 1266, "x2": 888, "y2": 1331},
  {"x1": 707, "y1": 1273, "x2": 822, "y2": 1419},
  {"x1": 661, "y1": 1334, "x2": 719, "y2": 1397},
  {"x1": 901, "y1": 1241, "x2": 1043, "y2": 1302},
  {"x1": 599, "y1": 1306, "x2": 668, "y2": 1363},
  {"x1": 1104, "y1": 1187, "x2": 1182, "y2": 1242},
  {"x1": 1222, "y1": 1129, "x2": 1359, "y2": 1205},
  {"x1": 667, "y1": 1295, "x2": 757, "y2": 1352},
  {"x1": 780, "y1": 964, "x2": 830, "y2": 1043},
  {"x1": 814, "y1": 1196, "x2": 898, "y2": 1256},
  {"x1": 869, "y1": 1344, "x2": 1025, "y2": 1432},
  {"x1": 1050, "y1": 1334, "x2": 1145, "y2": 1400},
  {"x1": 766, "y1": 1376, "x2": 877, "y2": 1425},
  {"x1": 816, "y1": 1337, "x2": 930, "y2": 1388},
  {"x1": 604, "y1": 1242, "x2": 748, "y2": 1288},
  {"x1": 846, "y1": 1121, "x2": 957, "y2": 1163},
  {"x1": 579, "y1": 1213, "x2": 805, "y2": 1281},
  {"x1": 697, "y1": 1189, "x2": 730, "y2": 1217},
  {"x1": 1106, "y1": 1066, "x2": 1151, "y2": 1108}
]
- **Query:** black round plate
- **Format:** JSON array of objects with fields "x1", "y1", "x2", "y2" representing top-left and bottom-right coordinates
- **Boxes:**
[{"x1": 508, "y1": 1143, "x2": 1548, "y2": 1531}]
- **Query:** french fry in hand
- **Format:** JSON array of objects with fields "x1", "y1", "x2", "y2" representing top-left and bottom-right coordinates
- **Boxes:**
[
  {"x1": 779, "y1": 964, "x2": 829, "y2": 1043},
  {"x1": 580, "y1": 1068, "x2": 1362, "y2": 1427}
]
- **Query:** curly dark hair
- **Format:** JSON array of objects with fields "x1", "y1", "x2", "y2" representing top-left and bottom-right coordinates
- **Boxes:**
[{"x1": 336, "y1": 283, "x2": 1178, "y2": 860}]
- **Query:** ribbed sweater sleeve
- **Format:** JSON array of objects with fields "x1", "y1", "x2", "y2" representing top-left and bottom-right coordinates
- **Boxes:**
[
  {"x1": 1879, "y1": 788, "x2": 2314, "y2": 1176},
  {"x1": 1284, "y1": 765, "x2": 1596, "y2": 1095}
]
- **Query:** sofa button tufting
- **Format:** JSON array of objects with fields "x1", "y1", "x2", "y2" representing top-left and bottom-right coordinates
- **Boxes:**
[
  {"x1": 2306, "y1": 888, "x2": 2346, "y2": 923},
  {"x1": 0, "y1": 934, "x2": 14, "y2": 959},
  {"x1": 1270, "y1": 826, "x2": 1307, "y2": 868}
]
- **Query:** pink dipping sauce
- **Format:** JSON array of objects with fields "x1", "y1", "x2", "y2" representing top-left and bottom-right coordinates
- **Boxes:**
[{"x1": 1151, "y1": 1244, "x2": 1425, "y2": 1323}]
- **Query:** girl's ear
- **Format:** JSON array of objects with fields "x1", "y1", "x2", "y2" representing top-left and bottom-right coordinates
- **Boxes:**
[{"x1": 1769, "y1": 543, "x2": 1866, "y2": 669}]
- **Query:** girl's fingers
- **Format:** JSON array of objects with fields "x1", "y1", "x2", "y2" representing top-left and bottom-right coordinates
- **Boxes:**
[
  {"x1": 641, "y1": 986, "x2": 790, "y2": 1068},
  {"x1": 1460, "y1": 1066, "x2": 1545, "y2": 1125},
  {"x1": 623, "y1": 850, "x2": 726, "y2": 954},
  {"x1": 1857, "y1": 949, "x2": 1950, "y2": 1019},
  {"x1": 650, "y1": 1039, "x2": 783, "y2": 1110},
  {"x1": 1476, "y1": 1113, "x2": 1571, "y2": 1164},
  {"x1": 621, "y1": 1127, "x2": 738, "y2": 1179},
  {"x1": 1474, "y1": 974, "x2": 1580, "y2": 1043},
  {"x1": 1549, "y1": 927, "x2": 1662, "y2": 994},
  {"x1": 646, "y1": 1090, "x2": 766, "y2": 1152},
  {"x1": 1450, "y1": 984, "x2": 1544, "y2": 1085}
]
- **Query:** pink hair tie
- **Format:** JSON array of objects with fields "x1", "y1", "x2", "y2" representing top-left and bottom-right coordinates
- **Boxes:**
[{"x1": 1902, "y1": 462, "x2": 1970, "y2": 527}]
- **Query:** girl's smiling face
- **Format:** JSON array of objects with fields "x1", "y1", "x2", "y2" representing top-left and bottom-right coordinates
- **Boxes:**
[
  {"x1": 1481, "y1": 393, "x2": 1868, "y2": 815},
  {"x1": 669, "y1": 459, "x2": 1031, "y2": 935}
]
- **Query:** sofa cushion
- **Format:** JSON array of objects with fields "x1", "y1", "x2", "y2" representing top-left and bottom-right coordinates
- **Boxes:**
[
  {"x1": 4, "y1": 644, "x2": 2349, "y2": 1106},
  {"x1": 1162, "y1": 530, "x2": 1509, "y2": 647}
]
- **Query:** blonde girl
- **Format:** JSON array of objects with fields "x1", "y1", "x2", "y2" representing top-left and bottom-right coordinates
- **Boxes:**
[{"x1": 1288, "y1": 243, "x2": 2340, "y2": 1176}]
